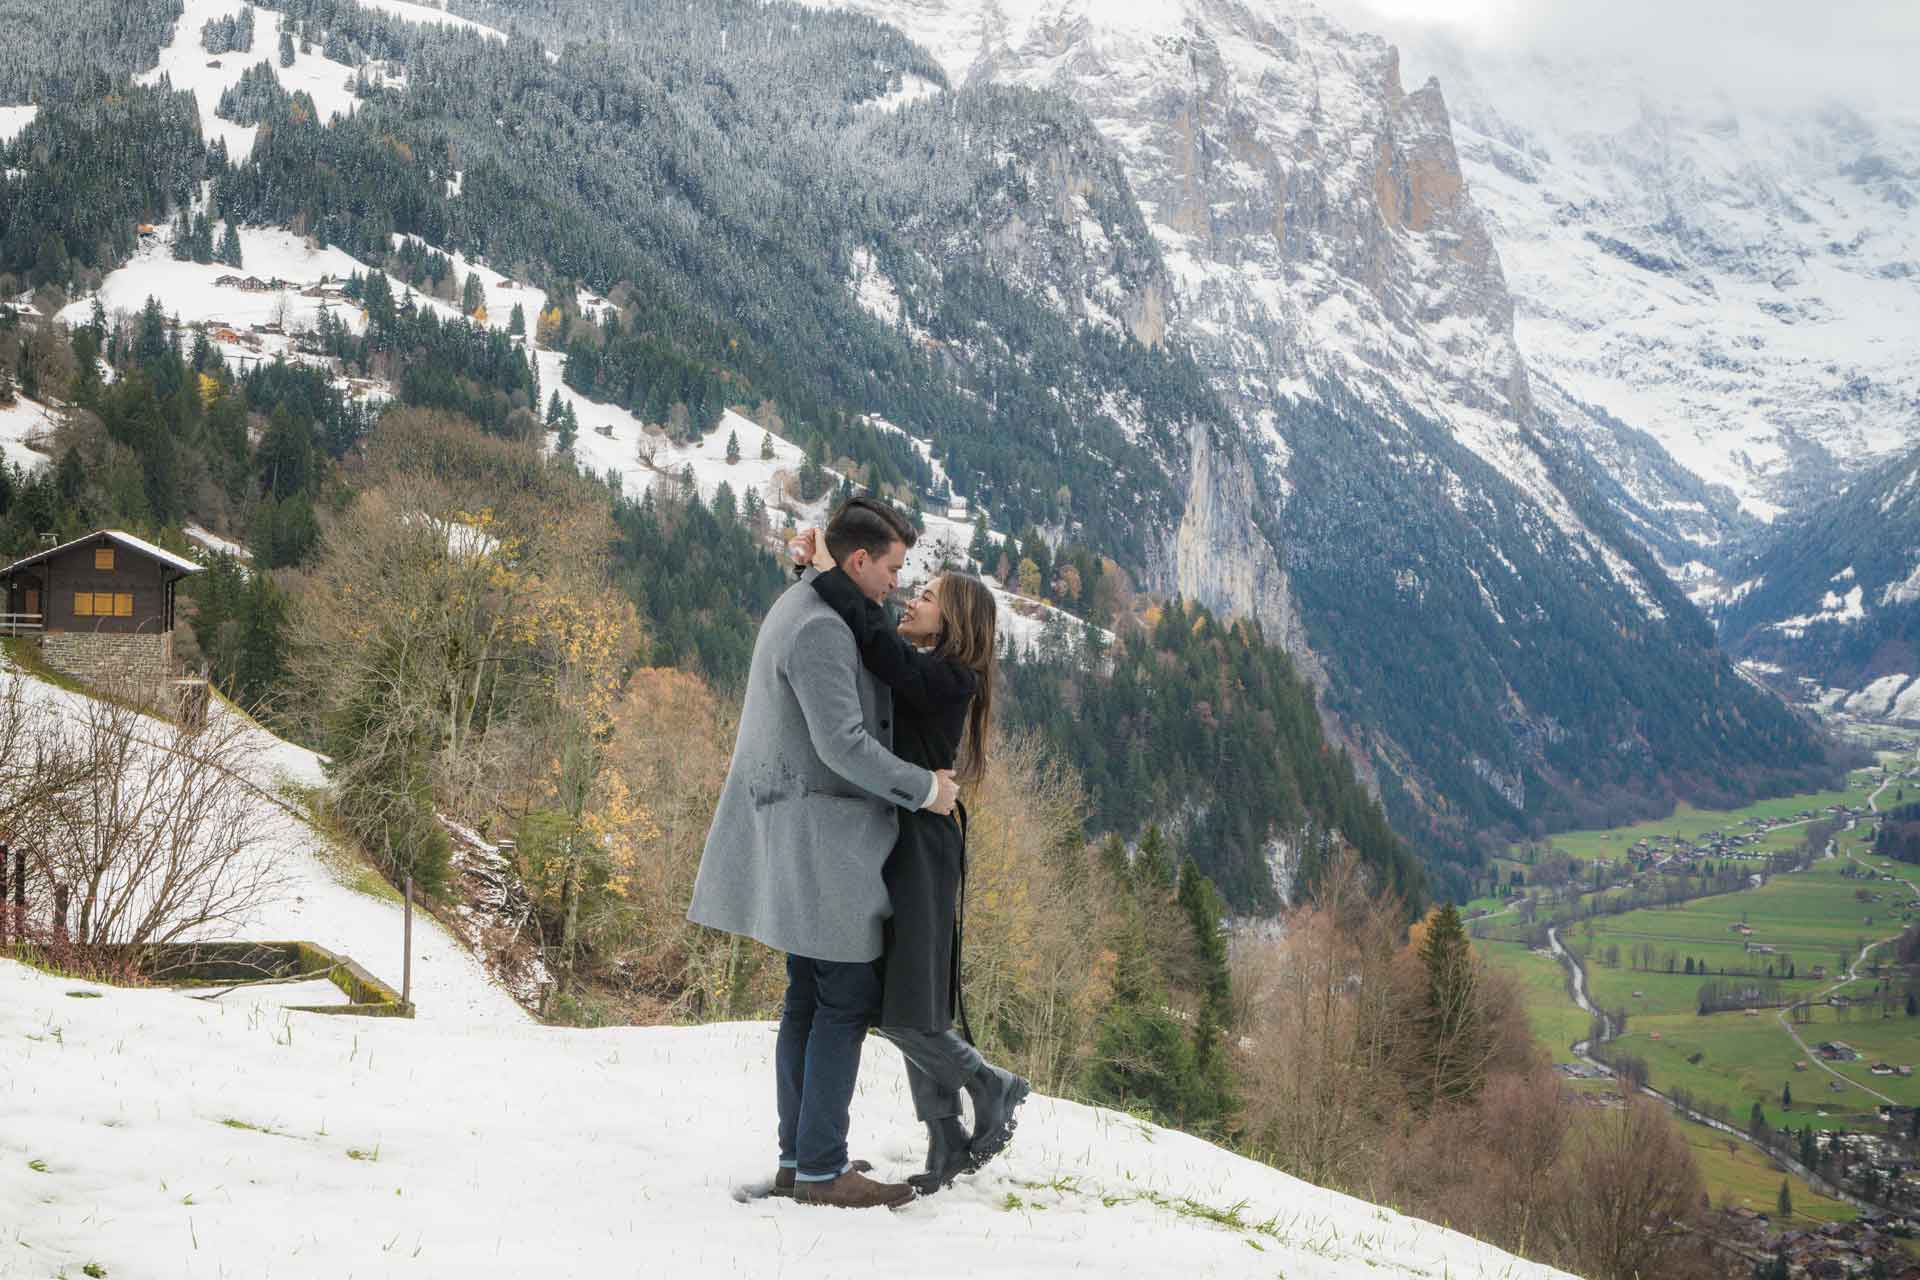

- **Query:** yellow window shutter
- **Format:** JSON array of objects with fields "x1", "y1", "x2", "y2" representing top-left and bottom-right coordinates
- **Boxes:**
[
  {"x1": 74, "y1": 592, "x2": 93, "y2": 617},
  {"x1": 115, "y1": 593, "x2": 134, "y2": 617},
  {"x1": 95, "y1": 547, "x2": 115, "y2": 571}
]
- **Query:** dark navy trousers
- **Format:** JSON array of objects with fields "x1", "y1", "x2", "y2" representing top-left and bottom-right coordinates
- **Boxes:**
[{"x1": 775, "y1": 953, "x2": 882, "y2": 1180}]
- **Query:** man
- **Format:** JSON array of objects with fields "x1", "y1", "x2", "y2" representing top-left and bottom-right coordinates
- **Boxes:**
[{"x1": 689, "y1": 496, "x2": 959, "y2": 1210}]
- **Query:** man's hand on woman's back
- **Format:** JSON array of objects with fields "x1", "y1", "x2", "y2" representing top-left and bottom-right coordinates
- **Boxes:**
[{"x1": 927, "y1": 769, "x2": 959, "y2": 816}]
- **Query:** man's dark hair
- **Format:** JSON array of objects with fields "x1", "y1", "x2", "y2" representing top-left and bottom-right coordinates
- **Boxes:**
[{"x1": 826, "y1": 495, "x2": 916, "y2": 564}]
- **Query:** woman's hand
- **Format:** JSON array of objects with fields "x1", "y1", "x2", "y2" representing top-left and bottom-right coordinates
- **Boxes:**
[{"x1": 801, "y1": 528, "x2": 835, "y2": 572}]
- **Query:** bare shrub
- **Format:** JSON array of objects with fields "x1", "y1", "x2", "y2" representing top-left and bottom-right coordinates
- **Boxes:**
[
  {"x1": 22, "y1": 690, "x2": 286, "y2": 952},
  {"x1": 960, "y1": 731, "x2": 1115, "y2": 1096},
  {"x1": 1549, "y1": 1088, "x2": 1709, "y2": 1280},
  {"x1": 1235, "y1": 843, "x2": 1409, "y2": 1190}
]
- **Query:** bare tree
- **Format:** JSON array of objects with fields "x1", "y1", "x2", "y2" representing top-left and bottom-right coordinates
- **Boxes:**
[
  {"x1": 0, "y1": 677, "x2": 95, "y2": 848},
  {"x1": 32, "y1": 693, "x2": 286, "y2": 950},
  {"x1": 1550, "y1": 1088, "x2": 1706, "y2": 1280}
]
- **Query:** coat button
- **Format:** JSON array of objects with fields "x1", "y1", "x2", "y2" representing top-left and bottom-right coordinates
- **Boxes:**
[{"x1": 880, "y1": 720, "x2": 890, "y2": 730}]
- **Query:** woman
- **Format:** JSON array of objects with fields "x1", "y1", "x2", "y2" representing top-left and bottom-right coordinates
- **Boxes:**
[{"x1": 793, "y1": 529, "x2": 1030, "y2": 1193}]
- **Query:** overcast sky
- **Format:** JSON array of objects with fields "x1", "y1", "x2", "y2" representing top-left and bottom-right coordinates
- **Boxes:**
[{"x1": 1322, "y1": 0, "x2": 1920, "y2": 112}]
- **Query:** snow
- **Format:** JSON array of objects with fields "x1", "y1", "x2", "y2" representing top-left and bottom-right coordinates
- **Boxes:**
[
  {"x1": 1771, "y1": 583, "x2": 1866, "y2": 636},
  {"x1": 392, "y1": 234, "x2": 546, "y2": 334},
  {"x1": 58, "y1": 225, "x2": 467, "y2": 377},
  {"x1": 0, "y1": 661, "x2": 526, "y2": 1030},
  {"x1": 184, "y1": 522, "x2": 252, "y2": 561},
  {"x1": 0, "y1": 103, "x2": 36, "y2": 145},
  {"x1": 140, "y1": 0, "x2": 368, "y2": 160},
  {"x1": 865, "y1": 71, "x2": 942, "y2": 111},
  {"x1": 356, "y1": 0, "x2": 507, "y2": 41},
  {"x1": 0, "y1": 392, "x2": 59, "y2": 473},
  {"x1": 1359, "y1": 19, "x2": 1920, "y2": 526},
  {"x1": 849, "y1": 246, "x2": 907, "y2": 330},
  {"x1": 0, "y1": 953, "x2": 1572, "y2": 1279}
]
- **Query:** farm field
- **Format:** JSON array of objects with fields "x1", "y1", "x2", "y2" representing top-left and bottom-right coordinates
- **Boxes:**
[
  {"x1": 1678, "y1": 1117, "x2": 1854, "y2": 1224},
  {"x1": 1607, "y1": 996, "x2": 1920, "y2": 1134},
  {"x1": 1575, "y1": 858, "x2": 1905, "y2": 980},
  {"x1": 1532, "y1": 786, "x2": 1863, "y2": 865},
  {"x1": 1476, "y1": 939, "x2": 1589, "y2": 1063}
]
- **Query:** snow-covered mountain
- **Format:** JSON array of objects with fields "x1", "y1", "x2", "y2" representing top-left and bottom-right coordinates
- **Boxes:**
[
  {"x1": 1309, "y1": 11, "x2": 1920, "y2": 704},
  {"x1": 1720, "y1": 442, "x2": 1920, "y2": 724},
  {"x1": 1385, "y1": 32, "x2": 1920, "y2": 537},
  {"x1": 810, "y1": 0, "x2": 1824, "y2": 855}
]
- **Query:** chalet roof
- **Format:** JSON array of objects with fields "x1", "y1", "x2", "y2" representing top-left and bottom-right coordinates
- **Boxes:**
[{"x1": 1, "y1": 529, "x2": 202, "y2": 579}]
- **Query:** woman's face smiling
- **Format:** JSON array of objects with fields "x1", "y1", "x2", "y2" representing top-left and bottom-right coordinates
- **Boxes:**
[{"x1": 897, "y1": 578, "x2": 942, "y2": 645}]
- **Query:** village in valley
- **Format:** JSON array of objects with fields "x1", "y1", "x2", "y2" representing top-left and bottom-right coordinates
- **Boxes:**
[{"x1": 1469, "y1": 745, "x2": 1920, "y2": 1277}]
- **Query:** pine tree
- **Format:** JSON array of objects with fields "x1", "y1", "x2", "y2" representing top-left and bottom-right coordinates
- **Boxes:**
[
  {"x1": 0, "y1": 358, "x2": 13, "y2": 407},
  {"x1": 278, "y1": 29, "x2": 295, "y2": 67},
  {"x1": 1134, "y1": 825, "x2": 1174, "y2": 890},
  {"x1": 218, "y1": 221, "x2": 243, "y2": 268},
  {"x1": 759, "y1": 431, "x2": 774, "y2": 460},
  {"x1": 1749, "y1": 1101, "x2": 1769, "y2": 1141},
  {"x1": 171, "y1": 209, "x2": 193, "y2": 261},
  {"x1": 1907, "y1": 991, "x2": 1917, "y2": 1017},
  {"x1": 969, "y1": 512, "x2": 992, "y2": 563},
  {"x1": 725, "y1": 428, "x2": 740, "y2": 465},
  {"x1": 509, "y1": 302, "x2": 525, "y2": 336},
  {"x1": 463, "y1": 272, "x2": 484, "y2": 315},
  {"x1": 546, "y1": 391, "x2": 564, "y2": 426},
  {"x1": 556, "y1": 403, "x2": 579, "y2": 454},
  {"x1": 1414, "y1": 903, "x2": 1486, "y2": 1110},
  {"x1": 1776, "y1": 1179, "x2": 1791, "y2": 1218},
  {"x1": 1175, "y1": 856, "x2": 1235, "y2": 1131},
  {"x1": 1782, "y1": 1082, "x2": 1792, "y2": 1109}
]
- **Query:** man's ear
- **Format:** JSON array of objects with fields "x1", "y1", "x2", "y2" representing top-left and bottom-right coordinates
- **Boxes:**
[{"x1": 844, "y1": 547, "x2": 870, "y2": 575}]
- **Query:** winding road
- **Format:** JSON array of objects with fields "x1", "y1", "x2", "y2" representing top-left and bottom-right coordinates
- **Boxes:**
[{"x1": 1537, "y1": 750, "x2": 1920, "y2": 1213}]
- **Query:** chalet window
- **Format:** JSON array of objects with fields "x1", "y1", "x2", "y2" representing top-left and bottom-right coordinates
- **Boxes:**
[
  {"x1": 74, "y1": 592, "x2": 93, "y2": 617},
  {"x1": 114, "y1": 593, "x2": 133, "y2": 617},
  {"x1": 94, "y1": 547, "x2": 115, "y2": 571}
]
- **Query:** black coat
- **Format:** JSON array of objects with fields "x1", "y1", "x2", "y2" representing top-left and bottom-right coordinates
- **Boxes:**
[{"x1": 811, "y1": 569, "x2": 976, "y2": 1032}]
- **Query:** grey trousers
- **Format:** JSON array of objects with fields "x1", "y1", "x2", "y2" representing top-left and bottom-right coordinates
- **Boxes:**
[{"x1": 878, "y1": 1025, "x2": 985, "y2": 1122}]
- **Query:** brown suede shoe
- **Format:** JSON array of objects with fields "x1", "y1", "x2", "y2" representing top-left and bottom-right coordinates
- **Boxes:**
[
  {"x1": 793, "y1": 1168, "x2": 915, "y2": 1209},
  {"x1": 770, "y1": 1159, "x2": 872, "y2": 1198}
]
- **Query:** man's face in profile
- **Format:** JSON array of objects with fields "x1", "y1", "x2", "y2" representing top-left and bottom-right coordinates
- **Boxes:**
[{"x1": 846, "y1": 539, "x2": 907, "y2": 604}]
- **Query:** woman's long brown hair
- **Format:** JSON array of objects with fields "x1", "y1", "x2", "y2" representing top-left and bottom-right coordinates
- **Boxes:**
[{"x1": 932, "y1": 573, "x2": 997, "y2": 786}]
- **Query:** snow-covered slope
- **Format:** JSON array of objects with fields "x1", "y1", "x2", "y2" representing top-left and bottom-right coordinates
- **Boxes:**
[
  {"x1": 0, "y1": 660, "x2": 526, "y2": 1026},
  {"x1": 0, "y1": 392, "x2": 59, "y2": 473},
  {"x1": 143, "y1": 0, "x2": 371, "y2": 158},
  {"x1": 0, "y1": 953, "x2": 1573, "y2": 1279},
  {"x1": 0, "y1": 104, "x2": 36, "y2": 145}
]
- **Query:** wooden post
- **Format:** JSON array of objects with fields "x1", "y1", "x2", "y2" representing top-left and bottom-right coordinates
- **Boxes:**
[
  {"x1": 402, "y1": 874, "x2": 413, "y2": 1009},
  {"x1": 0, "y1": 842, "x2": 8, "y2": 945},
  {"x1": 12, "y1": 848, "x2": 23, "y2": 931},
  {"x1": 52, "y1": 882, "x2": 68, "y2": 943}
]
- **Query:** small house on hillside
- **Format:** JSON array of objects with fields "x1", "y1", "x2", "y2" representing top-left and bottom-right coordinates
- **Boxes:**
[{"x1": 0, "y1": 530, "x2": 201, "y2": 684}]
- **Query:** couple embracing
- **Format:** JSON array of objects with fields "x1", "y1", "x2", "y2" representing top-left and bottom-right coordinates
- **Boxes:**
[{"x1": 688, "y1": 497, "x2": 1030, "y2": 1210}]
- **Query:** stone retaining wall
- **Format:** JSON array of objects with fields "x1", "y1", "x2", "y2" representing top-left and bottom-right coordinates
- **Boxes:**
[{"x1": 39, "y1": 631, "x2": 174, "y2": 686}]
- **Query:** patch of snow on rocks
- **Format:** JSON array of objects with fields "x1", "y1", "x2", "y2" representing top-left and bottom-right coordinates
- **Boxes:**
[{"x1": 0, "y1": 393, "x2": 59, "y2": 473}]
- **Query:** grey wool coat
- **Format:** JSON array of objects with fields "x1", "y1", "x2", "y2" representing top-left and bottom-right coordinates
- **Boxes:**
[{"x1": 687, "y1": 572, "x2": 936, "y2": 963}]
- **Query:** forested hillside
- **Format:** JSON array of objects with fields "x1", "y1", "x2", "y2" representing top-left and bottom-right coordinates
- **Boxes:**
[{"x1": 0, "y1": 0, "x2": 1838, "y2": 913}]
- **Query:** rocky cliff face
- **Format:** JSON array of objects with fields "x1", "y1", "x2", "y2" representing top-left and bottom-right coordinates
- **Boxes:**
[
  {"x1": 1380, "y1": 30, "x2": 1920, "y2": 535},
  {"x1": 818, "y1": 0, "x2": 1830, "y2": 882},
  {"x1": 1355, "y1": 29, "x2": 1920, "y2": 704}
]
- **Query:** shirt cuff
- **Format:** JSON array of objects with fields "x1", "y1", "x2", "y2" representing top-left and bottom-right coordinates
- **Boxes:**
[{"x1": 923, "y1": 772, "x2": 941, "y2": 810}]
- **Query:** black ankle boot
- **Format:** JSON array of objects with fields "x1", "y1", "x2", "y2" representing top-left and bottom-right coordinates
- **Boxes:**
[
  {"x1": 907, "y1": 1116, "x2": 973, "y2": 1195},
  {"x1": 963, "y1": 1064, "x2": 1031, "y2": 1171}
]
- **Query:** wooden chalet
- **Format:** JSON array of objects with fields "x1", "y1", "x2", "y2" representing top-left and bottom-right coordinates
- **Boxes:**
[{"x1": 1, "y1": 530, "x2": 202, "y2": 684}]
